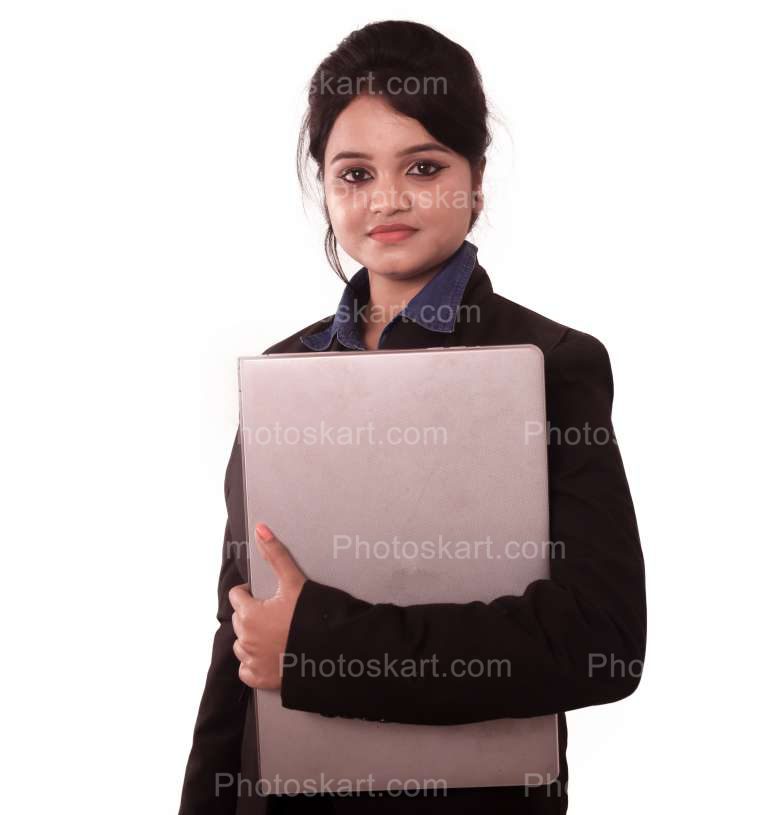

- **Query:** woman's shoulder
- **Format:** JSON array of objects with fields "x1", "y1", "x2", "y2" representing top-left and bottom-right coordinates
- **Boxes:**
[
  {"x1": 259, "y1": 315, "x2": 335, "y2": 355},
  {"x1": 257, "y1": 293, "x2": 611, "y2": 378},
  {"x1": 479, "y1": 290, "x2": 609, "y2": 364}
]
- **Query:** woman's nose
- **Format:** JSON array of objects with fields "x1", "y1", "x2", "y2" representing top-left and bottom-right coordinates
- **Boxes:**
[{"x1": 368, "y1": 176, "x2": 414, "y2": 214}]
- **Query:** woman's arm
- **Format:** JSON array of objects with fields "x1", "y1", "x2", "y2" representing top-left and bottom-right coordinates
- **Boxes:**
[
  {"x1": 178, "y1": 432, "x2": 250, "y2": 815},
  {"x1": 279, "y1": 329, "x2": 647, "y2": 725}
]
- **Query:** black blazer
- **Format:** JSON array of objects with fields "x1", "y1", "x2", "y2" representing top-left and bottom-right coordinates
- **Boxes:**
[{"x1": 178, "y1": 257, "x2": 647, "y2": 815}]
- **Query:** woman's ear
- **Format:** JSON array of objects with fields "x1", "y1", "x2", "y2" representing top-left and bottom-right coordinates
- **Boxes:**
[{"x1": 471, "y1": 157, "x2": 486, "y2": 222}]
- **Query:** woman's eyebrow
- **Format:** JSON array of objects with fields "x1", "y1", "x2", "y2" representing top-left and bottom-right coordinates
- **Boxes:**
[{"x1": 329, "y1": 142, "x2": 452, "y2": 164}]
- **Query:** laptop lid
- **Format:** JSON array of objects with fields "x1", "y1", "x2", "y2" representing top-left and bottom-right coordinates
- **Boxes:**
[{"x1": 237, "y1": 344, "x2": 558, "y2": 793}]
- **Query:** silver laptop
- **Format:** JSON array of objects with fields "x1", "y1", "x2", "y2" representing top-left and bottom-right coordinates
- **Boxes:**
[{"x1": 237, "y1": 344, "x2": 559, "y2": 793}]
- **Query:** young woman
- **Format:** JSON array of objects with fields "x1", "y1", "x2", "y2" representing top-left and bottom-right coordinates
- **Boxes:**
[{"x1": 179, "y1": 20, "x2": 646, "y2": 815}]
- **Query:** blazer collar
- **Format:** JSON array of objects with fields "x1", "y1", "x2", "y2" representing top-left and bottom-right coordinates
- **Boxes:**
[{"x1": 300, "y1": 239, "x2": 480, "y2": 352}]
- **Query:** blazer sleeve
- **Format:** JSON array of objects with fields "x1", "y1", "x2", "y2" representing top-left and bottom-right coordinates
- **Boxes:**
[
  {"x1": 279, "y1": 328, "x2": 647, "y2": 725},
  {"x1": 178, "y1": 430, "x2": 250, "y2": 814}
]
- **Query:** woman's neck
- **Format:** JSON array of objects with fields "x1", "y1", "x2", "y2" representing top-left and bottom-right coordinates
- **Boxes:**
[{"x1": 363, "y1": 261, "x2": 443, "y2": 333}]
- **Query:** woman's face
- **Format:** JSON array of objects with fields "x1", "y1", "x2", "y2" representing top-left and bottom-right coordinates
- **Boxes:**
[{"x1": 322, "y1": 94, "x2": 484, "y2": 281}]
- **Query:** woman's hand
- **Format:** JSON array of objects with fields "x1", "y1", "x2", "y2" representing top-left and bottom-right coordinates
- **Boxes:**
[{"x1": 229, "y1": 523, "x2": 308, "y2": 690}]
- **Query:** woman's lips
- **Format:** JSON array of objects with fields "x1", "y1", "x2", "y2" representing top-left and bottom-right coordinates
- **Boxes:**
[{"x1": 368, "y1": 229, "x2": 418, "y2": 243}]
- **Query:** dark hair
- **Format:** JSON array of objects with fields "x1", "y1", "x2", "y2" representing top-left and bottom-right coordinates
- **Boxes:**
[{"x1": 296, "y1": 20, "x2": 492, "y2": 283}]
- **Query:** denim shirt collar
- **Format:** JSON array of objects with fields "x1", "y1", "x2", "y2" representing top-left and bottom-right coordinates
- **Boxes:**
[{"x1": 300, "y1": 239, "x2": 479, "y2": 352}]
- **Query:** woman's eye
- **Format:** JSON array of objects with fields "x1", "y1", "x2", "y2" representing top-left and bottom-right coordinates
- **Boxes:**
[
  {"x1": 338, "y1": 161, "x2": 445, "y2": 184},
  {"x1": 406, "y1": 160, "x2": 444, "y2": 177},
  {"x1": 339, "y1": 167, "x2": 373, "y2": 184}
]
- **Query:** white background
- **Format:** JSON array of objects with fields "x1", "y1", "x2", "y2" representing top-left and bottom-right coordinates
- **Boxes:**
[{"x1": 1, "y1": 1, "x2": 768, "y2": 812}]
